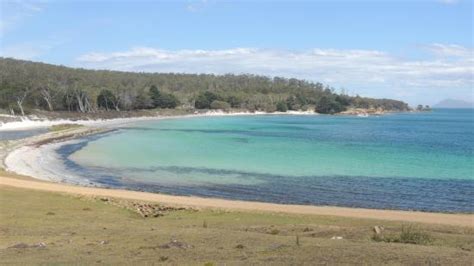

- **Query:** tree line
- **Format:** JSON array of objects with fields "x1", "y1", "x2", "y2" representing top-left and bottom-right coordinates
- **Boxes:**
[{"x1": 0, "y1": 58, "x2": 409, "y2": 115}]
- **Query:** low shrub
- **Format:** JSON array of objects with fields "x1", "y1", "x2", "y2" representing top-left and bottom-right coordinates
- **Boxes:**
[
  {"x1": 372, "y1": 225, "x2": 432, "y2": 245},
  {"x1": 210, "y1": 100, "x2": 231, "y2": 110}
]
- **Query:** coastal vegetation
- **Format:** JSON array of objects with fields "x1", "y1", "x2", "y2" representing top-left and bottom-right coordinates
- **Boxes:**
[
  {"x1": 0, "y1": 58, "x2": 409, "y2": 116},
  {"x1": 49, "y1": 124, "x2": 84, "y2": 132},
  {"x1": 416, "y1": 104, "x2": 432, "y2": 112},
  {"x1": 372, "y1": 225, "x2": 433, "y2": 245}
]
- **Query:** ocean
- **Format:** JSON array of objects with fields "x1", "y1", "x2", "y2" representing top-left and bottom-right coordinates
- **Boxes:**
[{"x1": 58, "y1": 109, "x2": 473, "y2": 212}]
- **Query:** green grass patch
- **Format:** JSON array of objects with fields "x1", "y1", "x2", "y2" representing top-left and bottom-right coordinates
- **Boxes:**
[{"x1": 49, "y1": 123, "x2": 83, "y2": 132}]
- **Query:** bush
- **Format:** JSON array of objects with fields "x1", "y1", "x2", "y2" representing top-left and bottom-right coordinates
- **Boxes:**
[
  {"x1": 210, "y1": 100, "x2": 231, "y2": 110},
  {"x1": 226, "y1": 95, "x2": 242, "y2": 108},
  {"x1": 97, "y1": 89, "x2": 117, "y2": 110},
  {"x1": 286, "y1": 96, "x2": 301, "y2": 110},
  {"x1": 276, "y1": 101, "x2": 288, "y2": 112},
  {"x1": 398, "y1": 226, "x2": 432, "y2": 244},
  {"x1": 372, "y1": 225, "x2": 432, "y2": 245},
  {"x1": 315, "y1": 95, "x2": 346, "y2": 114},
  {"x1": 133, "y1": 93, "x2": 153, "y2": 109},
  {"x1": 264, "y1": 105, "x2": 277, "y2": 113},
  {"x1": 195, "y1": 91, "x2": 219, "y2": 109},
  {"x1": 269, "y1": 229, "x2": 280, "y2": 235},
  {"x1": 149, "y1": 85, "x2": 179, "y2": 108},
  {"x1": 157, "y1": 93, "x2": 179, "y2": 108},
  {"x1": 50, "y1": 124, "x2": 83, "y2": 132}
]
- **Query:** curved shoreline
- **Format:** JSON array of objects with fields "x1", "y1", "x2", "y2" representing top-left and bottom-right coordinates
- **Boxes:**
[
  {"x1": 2, "y1": 114, "x2": 473, "y2": 227},
  {"x1": 0, "y1": 110, "x2": 319, "y2": 131},
  {"x1": 2, "y1": 111, "x2": 318, "y2": 184},
  {"x1": 0, "y1": 175, "x2": 472, "y2": 227}
]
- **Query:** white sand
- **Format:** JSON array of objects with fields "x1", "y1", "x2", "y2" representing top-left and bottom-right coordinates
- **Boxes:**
[
  {"x1": 0, "y1": 110, "x2": 318, "y2": 131},
  {"x1": 5, "y1": 140, "x2": 92, "y2": 185}
]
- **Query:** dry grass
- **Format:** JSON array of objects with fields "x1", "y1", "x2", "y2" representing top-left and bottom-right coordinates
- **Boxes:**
[
  {"x1": 49, "y1": 124, "x2": 84, "y2": 132},
  {"x1": 372, "y1": 225, "x2": 433, "y2": 245},
  {"x1": 0, "y1": 185, "x2": 473, "y2": 265}
]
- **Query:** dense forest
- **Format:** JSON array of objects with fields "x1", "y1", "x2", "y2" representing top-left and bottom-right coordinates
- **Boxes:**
[{"x1": 0, "y1": 58, "x2": 409, "y2": 116}]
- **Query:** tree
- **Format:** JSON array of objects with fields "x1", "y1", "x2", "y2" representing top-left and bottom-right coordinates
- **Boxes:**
[
  {"x1": 158, "y1": 93, "x2": 179, "y2": 108},
  {"x1": 226, "y1": 95, "x2": 242, "y2": 108},
  {"x1": 149, "y1": 85, "x2": 179, "y2": 108},
  {"x1": 149, "y1": 85, "x2": 161, "y2": 107},
  {"x1": 315, "y1": 96, "x2": 345, "y2": 114},
  {"x1": 286, "y1": 96, "x2": 300, "y2": 110},
  {"x1": 0, "y1": 58, "x2": 410, "y2": 114},
  {"x1": 335, "y1": 94, "x2": 350, "y2": 106},
  {"x1": 97, "y1": 89, "x2": 118, "y2": 111},
  {"x1": 210, "y1": 100, "x2": 230, "y2": 110},
  {"x1": 195, "y1": 91, "x2": 218, "y2": 109},
  {"x1": 73, "y1": 88, "x2": 93, "y2": 113},
  {"x1": 14, "y1": 88, "x2": 30, "y2": 116},
  {"x1": 276, "y1": 101, "x2": 288, "y2": 112},
  {"x1": 133, "y1": 90, "x2": 152, "y2": 109},
  {"x1": 0, "y1": 83, "x2": 28, "y2": 115},
  {"x1": 38, "y1": 85, "x2": 57, "y2": 111}
]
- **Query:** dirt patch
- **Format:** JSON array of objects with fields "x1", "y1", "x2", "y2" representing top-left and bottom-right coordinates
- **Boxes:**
[
  {"x1": 8, "y1": 242, "x2": 47, "y2": 249},
  {"x1": 90, "y1": 196, "x2": 195, "y2": 218},
  {"x1": 159, "y1": 239, "x2": 194, "y2": 249}
]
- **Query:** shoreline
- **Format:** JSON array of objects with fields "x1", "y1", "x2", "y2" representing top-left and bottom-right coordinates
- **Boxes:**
[
  {"x1": 1, "y1": 107, "x2": 415, "y2": 132},
  {"x1": 2, "y1": 110, "x2": 319, "y2": 184},
  {"x1": 0, "y1": 174, "x2": 472, "y2": 227},
  {"x1": 2, "y1": 112, "x2": 472, "y2": 227},
  {"x1": 0, "y1": 109, "x2": 319, "y2": 131}
]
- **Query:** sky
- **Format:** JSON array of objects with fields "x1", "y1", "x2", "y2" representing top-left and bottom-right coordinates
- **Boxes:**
[{"x1": 0, "y1": 0, "x2": 472, "y2": 106}]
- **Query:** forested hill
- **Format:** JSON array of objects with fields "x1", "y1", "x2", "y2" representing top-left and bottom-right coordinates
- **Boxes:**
[{"x1": 0, "y1": 58, "x2": 409, "y2": 116}]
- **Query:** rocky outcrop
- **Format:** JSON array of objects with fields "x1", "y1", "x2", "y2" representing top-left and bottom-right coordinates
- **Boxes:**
[{"x1": 338, "y1": 108, "x2": 389, "y2": 116}]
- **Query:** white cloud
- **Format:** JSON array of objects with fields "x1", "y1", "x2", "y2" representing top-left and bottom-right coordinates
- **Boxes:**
[
  {"x1": 76, "y1": 45, "x2": 473, "y2": 95},
  {"x1": 437, "y1": 0, "x2": 460, "y2": 4},
  {"x1": 186, "y1": 0, "x2": 209, "y2": 12},
  {"x1": 74, "y1": 44, "x2": 474, "y2": 105},
  {"x1": 426, "y1": 43, "x2": 472, "y2": 58}
]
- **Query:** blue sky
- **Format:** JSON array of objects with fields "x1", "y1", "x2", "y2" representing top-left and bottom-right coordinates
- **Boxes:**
[{"x1": 0, "y1": 0, "x2": 472, "y2": 106}]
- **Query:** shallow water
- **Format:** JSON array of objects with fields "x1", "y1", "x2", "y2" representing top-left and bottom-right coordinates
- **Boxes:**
[
  {"x1": 60, "y1": 109, "x2": 473, "y2": 212},
  {"x1": 0, "y1": 128, "x2": 49, "y2": 140}
]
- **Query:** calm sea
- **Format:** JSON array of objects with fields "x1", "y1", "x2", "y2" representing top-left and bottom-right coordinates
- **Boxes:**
[{"x1": 59, "y1": 109, "x2": 473, "y2": 212}]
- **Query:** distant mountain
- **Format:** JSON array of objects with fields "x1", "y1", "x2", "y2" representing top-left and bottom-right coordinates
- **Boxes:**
[{"x1": 433, "y1": 99, "x2": 474, "y2": 109}]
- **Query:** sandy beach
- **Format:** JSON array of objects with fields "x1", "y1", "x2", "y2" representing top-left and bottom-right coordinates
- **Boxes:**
[
  {"x1": 0, "y1": 174, "x2": 472, "y2": 227},
  {"x1": 1, "y1": 113, "x2": 473, "y2": 228},
  {"x1": 0, "y1": 110, "x2": 318, "y2": 131}
]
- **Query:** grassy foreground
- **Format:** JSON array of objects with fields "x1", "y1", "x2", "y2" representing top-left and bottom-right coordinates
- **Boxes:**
[{"x1": 0, "y1": 185, "x2": 473, "y2": 265}]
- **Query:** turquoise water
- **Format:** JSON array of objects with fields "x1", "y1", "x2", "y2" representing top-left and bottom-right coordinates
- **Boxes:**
[{"x1": 60, "y1": 109, "x2": 473, "y2": 212}]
